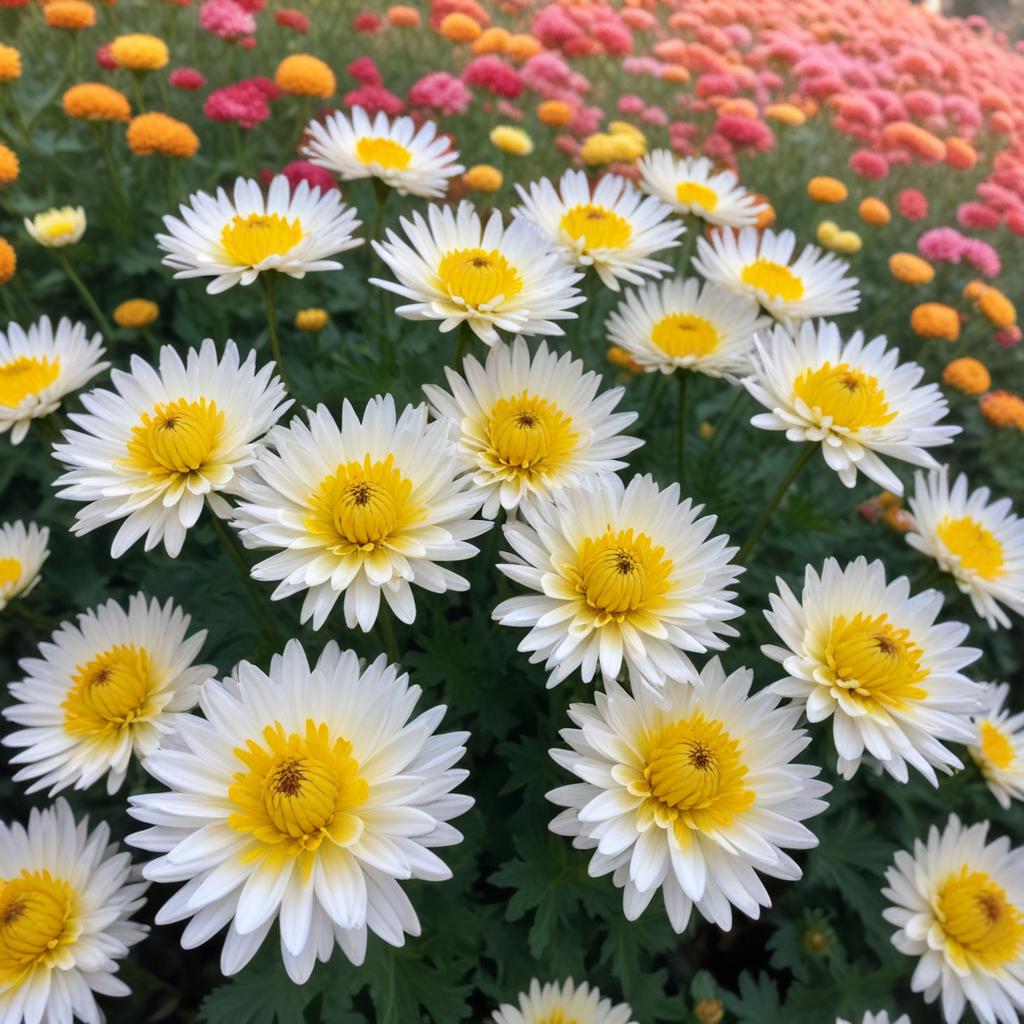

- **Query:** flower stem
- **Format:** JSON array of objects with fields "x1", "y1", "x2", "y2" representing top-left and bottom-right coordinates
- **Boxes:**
[
  {"x1": 451, "y1": 320, "x2": 473, "y2": 368},
  {"x1": 131, "y1": 72, "x2": 146, "y2": 114},
  {"x1": 709, "y1": 386, "x2": 746, "y2": 450},
  {"x1": 261, "y1": 274, "x2": 294, "y2": 395},
  {"x1": 54, "y1": 251, "x2": 114, "y2": 338},
  {"x1": 675, "y1": 370, "x2": 688, "y2": 488},
  {"x1": 375, "y1": 608, "x2": 400, "y2": 665},
  {"x1": 93, "y1": 123, "x2": 130, "y2": 216},
  {"x1": 209, "y1": 513, "x2": 281, "y2": 644}
]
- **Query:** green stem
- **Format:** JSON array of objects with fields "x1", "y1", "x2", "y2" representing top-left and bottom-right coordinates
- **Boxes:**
[
  {"x1": 0, "y1": 284, "x2": 15, "y2": 323},
  {"x1": 93, "y1": 124, "x2": 130, "y2": 215},
  {"x1": 230, "y1": 123, "x2": 245, "y2": 175},
  {"x1": 4, "y1": 89, "x2": 30, "y2": 145},
  {"x1": 130, "y1": 72, "x2": 146, "y2": 114},
  {"x1": 451, "y1": 320, "x2": 473, "y2": 368},
  {"x1": 209, "y1": 514, "x2": 281, "y2": 643},
  {"x1": 54, "y1": 252, "x2": 114, "y2": 337},
  {"x1": 369, "y1": 179, "x2": 393, "y2": 367},
  {"x1": 261, "y1": 274, "x2": 294, "y2": 395},
  {"x1": 141, "y1": 326, "x2": 161, "y2": 358},
  {"x1": 709, "y1": 386, "x2": 746, "y2": 450},
  {"x1": 375, "y1": 608, "x2": 400, "y2": 665},
  {"x1": 675, "y1": 370, "x2": 688, "y2": 489},
  {"x1": 574, "y1": 272, "x2": 598, "y2": 358}
]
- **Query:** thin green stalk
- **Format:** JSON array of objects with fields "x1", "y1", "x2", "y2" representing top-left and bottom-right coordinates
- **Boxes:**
[
  {"x1": 375, "y1": 609, "x2": 400, "y2": 665},
  {"x1": 574, "y1": 272, "x2": 598, "y2": 358},
  {"x1": 141, "y1": 326, "x2": 161, "y2": 358},
  {"x1": 451, "y1": 320, "x2": 473, "y2": 368},
  {"x1": 369, "y1": 179, "x2": 393, "y2": 367},
  {"x1": 230, "y1": 123, "x2": 245, "y2": 176},
  {"x1": 130, "y1": 72, "x2": 146, "y2": 114},
  {"x1": 709, "y1": 386, "x2": 747, "y2": 450},
  {"x1": 675, "y1": 370, "x2": 688, "y2": 488},
  {"x1": 0, "y1": 284, "x2": 16, "y2": 323},
  {"x1": 4, "y1": 90, "x2": 30, "y2": 145},
  {"x1": 261, "y1": 274, "x2": 294, "y2": 395},
  {"x1": 54, "y1": 252, "x2": 114, "y2": 337},
  {"x1": 92, "y1": 124, "x2": 130, "y2": 215},
  {"x1": 209, "y1": 514, "x2": 282, "y2": 644}
]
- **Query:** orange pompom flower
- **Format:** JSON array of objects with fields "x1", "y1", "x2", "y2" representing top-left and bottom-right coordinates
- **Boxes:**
[
  {"x1": 113, "y1": 298, "x2": 159, "y2": 328},
  {"x1": 942, "y1": 357, "x2": 991, "y2": 396},
  {"x1": 463, "y1": 164, "x2": 503, "y2": 192},
  {"x1": 858, "y1": 197, "x2": 890, "y2": 226},
  {"x1": 537, "y1": 99, "x2": 574, "y2": 127},
  {"x1": 944, "y1": 137, "x2": 977, "y2": 170},
  {"x1": 109, "y1": 33, "x2": 169, "y2": 71},
  {"x1": 0, "y1": 44, "x2": 21, "y2": 82},
  {"x1": 44, "y1": 0, "x2": 96, "y2": 29},
  {"x1": 889, "y1": 252, "x2": 935, "y2": 285},
  {"x1": 387, "y1": 5, "x2": 420, "y2": 27},
  {"x1": 807, "y1": 176, "x2": 848, "y2": 203},
  {"x1": 471, "y1": 26, "x2": 509, "y2": 53},
  {"x1": 979, "y1": 391, "x2": 1024, "y2": 430},
  {"x1": 274, "y1": 54, "x2": 335, "y2": 98},
  {"x1": 977, "y1": 287, "x2": 1017, "y2": 329},
  {"x1": 126, "y1": 112, "x2": 199, "y2": 157},
  {"x1": 63, "y1": 82, "x2": 131, "y2": 121},
  {"x1": 439, "y1": 12, "x2": 482, "y2": 43},
  {"x1": 911, "y1": 302, "x2": 960, "y2": 341},
  {"x1": 764, "y1": 102, "x2": 806, "y2": 126},
  {"x1": 506, "y1": 33, "x2": 543, "y2": 61},
  {"x1": 0, "y1": 237, "x2": 15, "y2": 284},
  {"x1": 881, "y1": 121, "x2": 946, "y2": 162},
  {"x1": 0, "y1": 143, "x2": 18, "y2": 186}
]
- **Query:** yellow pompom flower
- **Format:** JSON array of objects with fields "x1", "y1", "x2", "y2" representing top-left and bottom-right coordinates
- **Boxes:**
[
  {"x1": 580, "y1": 126, "x2": 646, "y2": 165},
  {"x1": 490, "y1": 124, "x2": 533, "y2": 156},
  {"x1": 44, "y1": 0, "x2": 96, "y2": 30},
  {"x1": 472, "y1": 27, "x2": 510, "y2": 54},
  {"x1": 943, "y1": 357, "x2": 991, "y2": 396},
  {"x1": 807, "y1": 176, "x2": 848, "y2": 203},
  {"x1": 109, "y1": 33, "x2": 169, "y2": 71},
  {"x1": 294, "y1": 308, "x2": 329, "y2": 332},
  {"x1": 63, "y1": 82, "x2": 131, "y2": 121},
  {"x1": 858, "y1": 197, "x2": 890, "y2": 226},
  {"x1": 0, "y1": 143, "x2": 18, "y2": 187},
  {"x1": 977, "y1": 286, "x2": 1017, "y2": 328},
  {"x1": 24, "y1": 206, "x2": 87, "y2": 248},
  {"x1": 463, "y1": 163, "x2": 503, "y2": 192},
  {"x1": 816, "y1": 220, "x2": 839, "y2": 245},
  {"x1": 889, "y1": 252, "x2": 935, "y2": 285},
  {"x1": 911, "y1": 302, "x2": 960, "y2": 341},
  {"x1": 831, "y1": 228, "x2": 862, "y2": 254},
  {"x1": 113, "y1": 299, "x2": 159, "y2": 329},
  {"x1": 506, "y1": 33, "x2": 543, "y2": 60},
  {"x1": 126, "y1": 112, "x2": 199, "y2": 158},
  {"x1": 980, "y1": 391, "x2": 1024, "y2": 430},
  {"x1": 439, "y1": 11, "x2": 482, "y2": 42},
  {"x1": 274, "y1": 54, "x2": 335, "y2": 98},
  {"x1": 764, "y1": 102, "x2": 806, "y2": 126},
  {"x1": 0, "y1": 44, "x2": 22, "y2": 83},
  {"x1": 0, "y1": 237, "x2": 15, "y2": 284},
  {"x1": 964, "y1": 279, "x2": 988, "y2": 300}
]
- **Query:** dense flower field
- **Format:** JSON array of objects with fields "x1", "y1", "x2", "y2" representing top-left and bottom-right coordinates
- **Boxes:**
[{"x1": 1, "y1": 0, "x2": 1023, "y2": 1021}]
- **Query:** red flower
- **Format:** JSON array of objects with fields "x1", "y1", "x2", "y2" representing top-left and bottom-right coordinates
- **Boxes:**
[
  {"x1": 897, "y1": 188, "x2": 929, "y2": 220},
  {"x1": 274, "y1": 9, "x2": 310, "y2": 33},
  {"x1": 169, "y1": 67, "x2": 207, "y2": 90},
  {"x1": 281, "y1": 160, "x2": 338, "y2": 193},
  {"x1": 462, "y1": 56, "x2": 523, "y2": 99},
  {"x1": 347, "y1": 57, "x2": 382, "y2": 87}
]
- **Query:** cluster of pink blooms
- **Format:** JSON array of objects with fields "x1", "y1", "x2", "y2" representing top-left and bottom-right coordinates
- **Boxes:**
[
  {"x1": 344, "y1": 57, "x2": 404, "y2": 116},
  {"x1": 918, "y1": 227, "x2": 1002, "y2": 277},
  {"x1": 198, "y1": 0, "x2": 256, "y2": 44},
  {"x1": 204, "y1": 76, "x2": 281, "y2": 130}
]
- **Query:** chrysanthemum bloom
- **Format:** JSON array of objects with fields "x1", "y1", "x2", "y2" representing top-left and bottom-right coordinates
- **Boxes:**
[
  {"x1": 44, "y1": 0, "x2": 96, "y2": 29},
  {"x1": 274, "y1": 8, "x2": 309, "y2": 32},
  {"x1": 0, "y1": 316, "x2": 107, "y2": 444},
  {"x1": 294, "y1": 307, "x2": 328, "y2": 332},
  {"x1": 53, "y1": 339, "x2": 290, "y2": 558},
  {"x1": 494, "y1": 473, "x2": 742, "y2": 694},
  {"x1": 24, "y1": 206, "x2": 86, "y2": 248},
  {"x1": 0, "y1": 142, "x2": 19, "y2": 186},
  {"x1": 169, "y1": 66, "x2": 206, "y2": 90},
  {"x1": 837, "y1": 1014, "x2": 909, "y2": 1024},
  {"x1": 980, "y1": 391, "x2": 1024, "y2": 430},
  {"x1": 638, "y1": 151, "x2": 765, "y2": 228},
  {"x1": 537, "y1": 99, "x2": 574, "y2": 127},
  {"x1": 109, "y1": 33, "x2": 169, "y2": 71},
  {"x1": 62, "y1": 82, "x2": 131, "y2": 121},
  {"x1": 763, "y1": 556, "x2": 981, "y2": 784},
  {"x1": 423, "y1": 336, "x2": 641, "y2": 519},
  {"x1": 0, "y1": 520, "x2": 48, "y2": 611},
  {"x1": 0, "y1": 237, "x2": 15, "y2": 284},
  {"x1": 0, "y1": 799, "x2": 148, "y2": 1024},
  {"x1": 883, "y1": 816, "x2": 1024, "y2": 1024},
  {"x1": 128, "y1": 640, "x2": 473, "y2": 982},
  {"x1": 439, "y1": 11, "x2": 481, "y2": 41},
  {"x1": 387, "y1": 4, "x2": 420, "y2": 27},
  {"x1": 463, "y1": 164, "x2": 503, "y2": 192},
  {"x1": 943, "y1": 357, "x2": 991, "y2": 396},
  {"x1": 0, "y1": 44, "x2": 21, "y2": 83},
  {"x1": 966, "y1": 683, "x2": 1024, "y2": 811},
  {"x1": 126, "y1": 112, "x2": 199, "y2": 158},
  {"x1": 911, "y1": 302, "x2": 960, "y2": 342},
  {"x1": 158, "y1": 176, "x2": 362, "y2": 294},
  {"x1": 745, "y1": 320, "x2": 958, "y2": 492},
  {"x1": 977, "y1": 287, "x2": 1017, "y2": 329},
  {"x1": 113, "y1": 298, "x2": 158, "y2": 329},
  {"x1": 515, "y1": 170, "x2": 682, "y2": 291},
  {"x1": 3, "y1": 593, "x2": 213, "y2": 795},
  {"x1": 906, "y1": 468, "x2": 1023, "y2": 630},
  {"x1": 764, "y1": 102, "x2": 806, "y2": 126},
  {"x1": 807, "y1": 176, "x2": 848, "y2": 203},
  {"x1": 490, "y1": 125, "x2": 533, "y2": 156},
  {"x1": 889, "y1": 252, "x2": 934, "y2": 286},
  {"x1": 859, "y1": 198, "x2": 891, "y2": 226},
  {"x1": 274, "y1": 54, "x2": 335, "y2": 98},
  {"x1": 493, "y1": 979, "x2": 635, "y2": 1024},
  {"x1": 605, "y1": 276, "x2": 767, "y2": 379},
  {"x1": 693, "y1": 228, "x2": 859, "y2": 322},
  {"x1": 548, "y1": 658, "x2": 829, "y2": 932}
]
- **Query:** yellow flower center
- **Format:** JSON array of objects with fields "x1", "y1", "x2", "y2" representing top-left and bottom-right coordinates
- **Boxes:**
[
  {"x1": 937, "y1": 516, "x2": 1005, "y2": 581},
  {"x1": 125, "y1": 397, "x2": 223, "y2": 477},
  {"x1": 979, "y1": 721, "x2": 1015, "y2": 771},
  {"x1": 355, "y1": 136, "x2": 412, "y2": 170},
  {"x1": 486, "y1": 392, "x2": 577, "y2": 476},
  {"x1": 436, "y1": 247, "x2": 523, "y2": 307},
  {"x1": 936, "y1": 867, "x2": 1024, "y2": 971},
  {"x1": 0, "y1": 871, "x2": 77, "y2": 991},
  {"x1": 675, "y1": 181, "x2": 719, "y2": 211},
  {"x1": 228, "y1": 719, "x2": 369, "y2": 861},
  {"x1": 0, "y1": 557, "x2": 20, "y2": 589},
  {"x1": 560, "y1": 203, "x2": 633, "y2": 250},
  {"x1": 792, "y1": 362, "x2": 896, "y2": 430},
  {"x1": 63, "y1": 644, "x2": 154, "y2": 737},
  {"x1": 220, "y1": 212, "x2": 304, "y2": 267},
  {"x1": 651, "y1": 313, "x2": 721, "y2": 359},
  {"x1": 538, "y1": 1013, "x2": 576, "y2": 1024},
  {"x1": 740, "y1": 258, "x2": 805, "y2": 302},
  {"x1": 38, "y1": 216, "x2": 77, "y2": 241},
  {"x1": 0, "y1": 356, "x2": 60, "y2": 407}
]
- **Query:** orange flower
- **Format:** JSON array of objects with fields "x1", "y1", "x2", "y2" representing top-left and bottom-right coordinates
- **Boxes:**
[
  {"x1": 942, "y1": 357, "x2": 991, "y2": 396},
  {"x1": 889, "y1": 252, "x2": 934, "y2": 285},
  {"x1": 807, "y1": 176, "x2": 848, "y2": 203},
  {"x1": 606, "y1": 346, "x2": 642, "y2": 374},
  {"x1": 113, "y1": 298, "x2": 159, "y2": 328},
  {"x1": 979, "y1": 390, "x2": 1024, "y2": 430},
  {"x1": 274, "y1": 54, "x2": 335, "y2": 98},
  {"x1": 506, "y1": 33, "x2": 543, "y2": 61},
  {"x1": 881, "y1": 121, "x2": 946, "y2": 162},
  {"x1": 945, "y1": 137, "x2": 977, "y2": 170},
  {"x1": 63, "y1": 82, "x2": 131, "y2": 121},
  {"x1": 911, "y1": 302, "x2": 960, "y2": 341},
  {"x1": 660, "y1": 63, "x2": 690, "y2": 84},
  {"x1": 0, "y1": 237, "x2": 15, "y2": 285},
  {"x1": 109, "y1": 33, "x2": 169, "y2": 70},
  {"x1": 990, "y1": 111, "x2": 1015, "y2": 134},
  {"x1": 764, "y1": 102, "x2": 806, "y2": 126},
  {"x1": 537, "y1": 99, "x2": 574, "y2": 127},
  {"x1": 472, "y1": 26, "x2": 510, "y2": 53},
  {"x1": 386, "y1": 4, "x2": 420, "y2": 27},
  {"x1": 126, "y1": 112, "x2": 199, "y2": 157},
  {"x1": 977, "y1": 287, "x2": 1016, "y2": 329},
  {"x1": 0, "y1": 44, "x2": 21, "y2": 83},
  {"x1": 753, "y1": 194, "x2": 775, "y2": 229},
  {"x1": 719, "y1": 97, "x2": 758, "y2": 119},
  {"x1": 858, "y1": 197, "x2": 890, "y2": 225},
  {"x1": 44, "y1": 0, "x2": 96, "y2": 29},
  {"x1": 439, "y1": 12, "x2": 482, "y2": 42},
  {"x1": 463, "y1": 164, "x2": 503, "y2": 192},
  {"x1": 963, "y1": 279, "x2": 988, "y2": 300},
  {"x1": 0, "y1": 143, "x2": 18, "y2": 186}
]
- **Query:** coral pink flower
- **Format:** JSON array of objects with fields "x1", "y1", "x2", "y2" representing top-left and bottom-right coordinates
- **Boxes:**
[
  {"x1": 463, "y1": 56, "x2": 523, "y2": 98},
  {"x1": 897, "y1": 188, "x2": 929, "y2": 220},
  {"x1": 408, "y1": 72, "x2": 472, "y2": 116},
  {"x1": 963, "y1": 239, "x2": 1001, "y2": 277},
  {"x1": 957, "y1": 203, "x2": 1001, "y2": 230},
  {"x1": 96, "y1": 44, "x2": 117, "y2": 70},
  {"x1": 343, "y1": 85, "x2": 405, "y2": 115},
  {"x1": 347, "y1": 57, "x2": 382, "y2": 87},
  {"x1": 996, "y1": 325, "x2": 1022, "y2": 348},
  {"x1": 199, "y1": 0, "x2": 256, "y2": 41},
  {"x1": 917, "y1": 227, "x2": 967, "y2": 263},
  {"x1": 169, "y1": 67, "x2": 206, "y2": 90},
  {"x1": 281, "y1": 160, "x2": 337, "y2": 193},
  {"x1": 353, "y1": 11, "x2": 384, "y2": 32},
  {"x1": 849, "y1": 149, "x2": 889, "y2": 179},
  {"x1": 274, "y1": 9, "x2": 310, "y2": 33},
  {"x1": 204, "y1": 77, "x2": 281, "y2": 129}
]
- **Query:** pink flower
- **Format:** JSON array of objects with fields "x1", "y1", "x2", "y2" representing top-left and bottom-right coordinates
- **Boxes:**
[
  {"x1": 917, "y1": 227, "x2": 967, "y2": 263},
  {"x1": 696, "y1": 72, "x2": 739, "y2": 99},
  {"x1": 348, "y1": 57, "x2": 382, "y2": 87},
  {"x1": 353, "y1": 11, "x2": 383, "y2": 32},
  {"x1": 203, "y1": 77, "x2": 281, "y2": 129},
  {"x1": 641, "y1": 105, "x2": 668, "y2": 126},
  {"x1": 957, "y1": 202, "x2": 1001, "y2": 230},
  {"x1": 568, "y1": 104, "x2": 603, "y2": 136},
  {"x1": 996, "y1": 324, "x2": 1022, "y2": 348},
  {"x1": 617, "y1": 94, "x2": 645, "y2": 115},
  {"x1": 714, "y1": 114, "x2": 774, "y2": 150},
  {"x1": 343, "y1": 85, "x2": 405, "y2": 116},
  {"x1": 897, "y1": 188, "x2": 929, "y2": 221},
  {"x1": 96, "y1": 44, "x2": 117, "y2": 70},
  {"x1": 963, "y1": 239, "x2": 1001, "y2": 277},
  {"x1": 234, "y1": 0, "x2": 265, "y2": 10},
  {"x1": 532, "y1": 4, "x2": 585, "y2": 50},
  {"x1": 169, "y1": 67, "x2": 207, "y2": 90},
  {"x1": 592, "y1": 21, "x2": 632, "y2": 56},
  {"x1": 408, "y1": 71, "x2": 471, "y2": 116},
  {"x1": 849, "y1": 149, "x2": 889, "y2": 179},
  {"x1": 463, "y1": 56, "x2": 523, "y2": 99},
  {"x1": 199, "y1": 0, "x2": 256, "y2": 41},
  {"x1": 274, "y1": 9, "x2": 309, "y2": 33},
  {"x1": 281, "y1": 160, "x2": 337, "y2": 193},
  {"x1": 1005, "y1": 208, "x2": 1024, "y2": 236}
]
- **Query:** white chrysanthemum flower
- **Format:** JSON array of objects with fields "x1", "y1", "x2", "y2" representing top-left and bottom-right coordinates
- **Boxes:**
[
  {"x1": 548, "y1": 658, "x2": 830, "y2": 933},
  {"x1": 763, "y1": 556, "x2": 981, "y2": 785},
  {"x1": 837, "y1": 1014, "x2": 910, "y2": 1024},
  {"x1": 370, "y1": 201, "x2": 583, "y2": 346},
  {"x1": 156, "y1": 175, "x2": 363, "y2": 295},
  {"x1": 970, "y1": 683, "x2": 1024, "y2": 810},
  {"x1": 493, "y1": 979, "x2": 635, "y2": 1024},
  {"x1": 303, "y1": 106, "x2": 463, "y2": 199},
  {"x1": 604, "y1": 277, "x2": 768, "y2": 379},
  {"x1": 907, "y1": 468, "x2": 1024, "y2": 630},
  {"x1": 422, "y1": 336, "x2": 641, "y2": 518},
  {"x1": 0, "y1": 798, "x2": 148, "y2": 1024},
  {"x1": 53, "y1": 339, "x2": 290, "y2": 558},
  {"x1": 493, "y1": 473, "x2": 742, "y2": 696},
  {"x1": 128, "y1": 640, "x2": 472, "y2": 984},
  {"x1": 693, "y1": 227, "x2": 859, "y2": 321},
  {"x1": 513, "y1": 169, "x2": 683, "y2": 290},
  {"x1": 234, "y1": 395, "x2": 489, "y2": 631},
  {"x1": 883, "y1": 816, "x2": 1024, "y2": 1024},
  {"x1": 745, "y1": 320, "x2": 958, "y2": 493},
  {"x1": 3, "y1": 593, "x2": 214, "y2": 796},
  {"x1": 24, "y1": 206, "x2": 86, "y2": 248},
  {"x1": 0, "y1": 520, "x2": 49, "y2": 612},
  {"x1": 638, "y1": 151, "x2": 765, "y2": 228},
  {"x1": 0, "y1": 317, "x2": 107, "y2": 444}
]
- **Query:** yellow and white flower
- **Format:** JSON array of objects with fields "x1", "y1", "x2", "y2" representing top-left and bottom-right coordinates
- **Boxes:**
[
  {"x1": 638, "y1": 151, "x2": 765, "y2": 228},
  {"x1": 53, "y1": 339, "x2": 290, "y2": 558},
  {"x1": 883, "y1": 816, "x2": 1024, "y2": 1024},
  {"x1": 304, "y1": 106, "x2": 463, "y2": 199},
  {"x1": 128, "y1": 640, "x2": 472, "y2": 983},
  {"x1": 548, "y1": 658, "x2": 829, "y2": 933},
  {"x1": 371, "y1": 201, "x2": 583, "y2": 346},
  {"x1": 513, "y1": 169, "x2": 683, "y2": 290},
  {"x1": 693, "y1": 227, "x2": 859, "y2": 322},
  {"x1": 493, "y1": 473, "x2": 742, "y2": 696},
  {"x1": 763, "y1": 556, "x2": 982, "y2": 785},
  {"x1": 157, "y1": 175, "x2": 363, "y2": 294},
  {"x1": 24, "y1": 206, "x2": 86, "y2": 248},
  {"x1": 493, "y1": 979, "x2": 635, "y2": 1024},
  {"x1": 746, "y1": 320, "x2": 958, "y2": 493},
  {"x1": 234, "y1": 395, "x2": 489, "y2": 631},
  {"x1": 604, "y1": 276, "x2": 768, "y2": 378},
  {"x1": 907, "y1": 468, "x2": 1024, "y2": 630},
  {"x1": 837, "y1": 1014, "x2": 910, "y2": 1024},
  {"x1": 969, "y1": 683, "x2": 1024, "y2": 810},
  {"x1": 0, "y1": 799, "x2": 148, "y2": 1024},
  {"x1": 422, "y1": 335, "x2": 641, "y2": 518},
  {"x1": 0, "y1": 520, "x2": 49, "y2": 612},
  {"x1": 3, "y1": 593, "x2": 213, "y2": 796},
  {"x1": 0, "y1": 316, "x2": 108, "y2": 444}
]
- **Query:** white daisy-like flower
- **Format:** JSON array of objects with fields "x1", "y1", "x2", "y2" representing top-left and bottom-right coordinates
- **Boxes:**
[
  {"x1": 0, "y1": 798, "x2": 148, "y2": 1024},
  {"x1": 762, "y1": 556, "x2": 982, "y2": 785},
  {"x1": 693, "y1": 227, "x2": 859, "y2": 321},
  {"x1": 745, "y1": 320, "x2": 958, "y2": 494},
  {"x1": 837, "y1": 1014, "x2": 910, "y2": 1024},
  {"x1": 883, "y1": 815, "x2": 1024, "y2": 1024},
  {"x1": 0, "y1": 316, "x2": 108, "y2": 444},
  {"x1": 156, "y1": 175, "x2": 363, "y2": 295},
  {"x1": 969, "y1": 683, "x2": 1024, "y2": 810},
  {"x1": 24, "y1": 206, "x2": 86, "y2": 248},
  {"x1": 492, "y1": 978, "x2": 635, "y2": 1024},
  {"x1": 370, "y1": 201, "x2": 583, "y2": 346},
  {"x1": 422, "y1": 335, "x2": 641, "y2": 519},
  {"x1": 303, "y1": 106, "x2": 463, "y2": 199},
  {"x1": 52, "y1": 339, "x2": 290, "y2": 558},
  {"x1": 906, "y1": 468, "x2": 1024, "y2": 630},
  {"x1": 233, "y1": 395, "x2": 489, "y2": 631},
  {"x1": 493, "y1": 473, "x2": 742, "y2": 696},
  {"x1": 638, "y1": 150, "x2": 765, "y2": 228},
  {"x1": 0, "y1": 520, "x2": 49, "y2": 612},
  {"x1": 3, "y1": 593, "x2": 214, "y2": 796},
  {"x1": 513, "y1": 169, "x2": 683, "y2": 290},
  {"x1": 128, "y1": 640, "x2": 472, "y2": 984},
  {"x1": 604, "y1": 276, "x2": 768, "y2": 379},
  {"x1": 548, "y1": 657, "x2": 830, "y2": 934}
]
